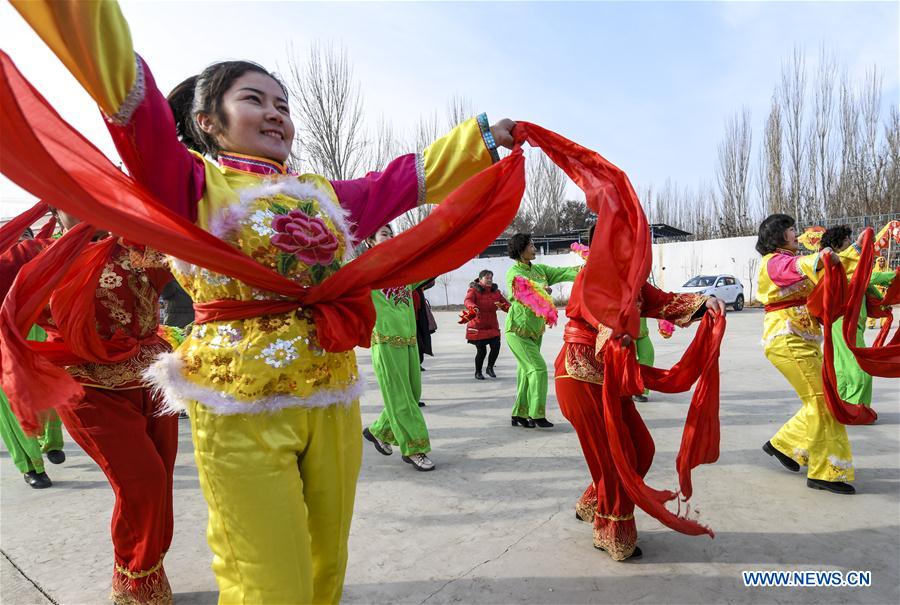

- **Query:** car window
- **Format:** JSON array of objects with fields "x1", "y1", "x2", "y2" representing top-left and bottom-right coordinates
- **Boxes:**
[
  {"x1": 684, "y1": 276, "x2": 716, "y2": 287},
  {"x1": 725, "y1": 277, "x2": 735, "y2": 285},
  {"x1": 715, "y1": 278, "x2": 725, "y2": 287}
]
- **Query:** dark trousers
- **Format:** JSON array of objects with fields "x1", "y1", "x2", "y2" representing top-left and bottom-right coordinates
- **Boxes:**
[{"x1": 471, "y1": 336, "x2": 501, "y2": 372}]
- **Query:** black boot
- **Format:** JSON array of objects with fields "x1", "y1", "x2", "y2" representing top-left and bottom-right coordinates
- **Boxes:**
[
  {"x1": 475, "y1": 370, "x2": 485, "y2": 380},
  {"x1": 23, "y1": 471, "x2": 52, "y2": 489},
  {"x1": 763, "y1": 441, "x2": 800, "y2": 472},
  {"x1": 533, "y1": 418, "x2": 554, "y2": 428},
  {"x1": 45, "y1": 450, "x2": 66, "y2": 465},
  {"x1": 485, "y1": 367, "x2": 496, "y2": 378},
  {"x1": 807, "y1": 478, "x2": 855, "y2": 494},
  {"x1": 511, "y1": 416, "x2": 535, "y2": 428}
]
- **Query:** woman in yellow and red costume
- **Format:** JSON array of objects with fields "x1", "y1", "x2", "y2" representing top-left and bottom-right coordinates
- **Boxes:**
[
  {"x1": 756, "y1": 214, "x2": 866, "y2": 494},
  {"x1": 5, "y1": 1, "x2": 518, "y2": 602}
]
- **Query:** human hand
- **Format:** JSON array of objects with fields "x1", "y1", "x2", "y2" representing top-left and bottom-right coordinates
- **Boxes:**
[
  {"x1": 617, "y1": 334, "x2": 633, "y2": 348},
  {"x1": 820, "y1": 247, "x2": 841, "y2": 266},
  {"x1": 705, "y1": 296, "x2": 726, "y2": 316},
  {"x1": 490, "y1": 119, "x2": 517, "y2": 149}
]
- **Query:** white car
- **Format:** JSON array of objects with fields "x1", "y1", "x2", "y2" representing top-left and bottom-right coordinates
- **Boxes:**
[{"x1": 675, "y1": 274, "x2": 745, "y2": 311}]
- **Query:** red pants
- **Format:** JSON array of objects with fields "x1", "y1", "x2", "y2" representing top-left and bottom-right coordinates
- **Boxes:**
[
  {"x1": 555, "y1": 346, "x2": 654, "y2": 560},
  {"x1": 57, "y1": 386, "x2": 177, "y2": 603}
]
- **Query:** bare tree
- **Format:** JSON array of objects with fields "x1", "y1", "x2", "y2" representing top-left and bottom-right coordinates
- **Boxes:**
[
  {"x1": 745, "y1": 257, "x2": 760, "y2": 302},
  {"x1": 367, "y1": 116, "x2": 401, "y2": 172},
  {"x1": 436, "y1": 272, "x2": 453, "y2": 306},
  {"x1": 716, "y1": 108, "x2": 753, "y2": 236},
  {"x1": 811, "y1": 47, "x2": 837, "y2": 218},
  {"x1": 286, "y1": 43, "x2": 367, "y2": 180},
  {"x1": 885, "y1": 106, "x2": 900, "y2": 210},
  {"x1": 779, "y1": 47, "x2": 807, "y2": 224},
  {"x1": 445, "y1": 95, "x2": 476, "y2": 129},
  {"x1": 512, "y1": 149, "x2": 567, "y2": 234},
  {"x1": 758, "y1": 95, "x2": 786, "y2": 214}
]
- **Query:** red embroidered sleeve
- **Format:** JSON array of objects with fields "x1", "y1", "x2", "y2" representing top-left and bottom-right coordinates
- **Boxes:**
[{"x1": 640, "y1": 283, "x2": 708, "y2": 327}]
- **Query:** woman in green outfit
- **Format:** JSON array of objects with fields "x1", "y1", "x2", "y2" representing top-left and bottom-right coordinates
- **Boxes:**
[
  {"x1": 505, "y1": 233, "x2": 581, "y2": 428},
  {"x1": 0, "y1": 325, "x2": 65, "y2": 488},
  {"x1": 820, "y1": 226, "x2": 896, "y2": 412},
  {"x1": 362, "y1": 226, "x2": 435, "y2": 471}
]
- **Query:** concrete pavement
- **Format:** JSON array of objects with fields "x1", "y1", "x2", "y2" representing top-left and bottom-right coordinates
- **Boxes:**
[{"x1": 1, "y1": 309, "x2": 898, "y2": 604}]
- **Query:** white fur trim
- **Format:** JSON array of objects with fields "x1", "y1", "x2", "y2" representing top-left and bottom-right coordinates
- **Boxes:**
[
  {"x1": 143, "y1": 351, "x2": 364, "y2": 415},
  {"x1": 215, "y1": 177, "x2": 355, "y2": 262}
]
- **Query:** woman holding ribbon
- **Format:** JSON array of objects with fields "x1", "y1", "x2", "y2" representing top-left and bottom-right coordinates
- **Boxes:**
[{"x1": 6, "y1": 1, "x2": 516, "y2": 601}]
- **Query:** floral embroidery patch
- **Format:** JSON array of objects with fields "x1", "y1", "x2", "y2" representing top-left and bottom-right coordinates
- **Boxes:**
[
  {"x1": 99, "y1": 264, "x2": 123, "y2": 289},
  {"x1": 267, "y1": 200, "x2": 342, "y2": 282},
  {"x1": 256, "y1": 337, "x2": 302, "y2": 369},
  {"x1": 381, "y1": 286, "x2": 411, "y2": 306},
  {"x1": 248, "y1": 208, "x2": 277, "y2": 236}
]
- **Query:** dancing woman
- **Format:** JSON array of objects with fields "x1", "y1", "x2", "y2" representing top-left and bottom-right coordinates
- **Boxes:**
[
  {"x1": 0, "y1": 205, "x2": 177, "y2": 603},
  {"x1": 461, "y1": 270, "x2": 510, "y2": 380},
  {"x1": 0, "y1": 224, "x2": 65, "y2": 489},
  {"x1": 505, "y1": 233, "x2": 580, "y2": 428},
  {"x1": 9, "y1": 2, "x2": 515, "y2": 601},
  {"x1": 362, "y1": 225, "x2": 435, "y2": 471},
  {"x1": 819, "y1": 226, "x2": 895, "y2": 410},
  {"x1": 756, "y1": 214, "x2": 863, "y2": 494},
  {"x1": 555, "y1": 228, "x2": 721, "y2": 561}
]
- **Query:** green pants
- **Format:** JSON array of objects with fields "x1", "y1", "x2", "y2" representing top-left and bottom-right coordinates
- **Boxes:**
[
  {"x1": 635, "y1": 335, "x2": 655, "y2": 396},
  {"x1": 507, "y1": 331, "x2": 549, "y2": 419},
  {"x1": 370, "y1": 344, "x2": 430, "y2": 456},
  {"x1": 0, "y1": 325, "x2": 63, "y2": 474},
  {"x1": 832, "y1": 318, "x2": 872, "y2": 406}
]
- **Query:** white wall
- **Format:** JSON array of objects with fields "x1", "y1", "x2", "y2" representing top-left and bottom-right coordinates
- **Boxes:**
[
  {"x1": 651, "y1": 235, "x2": 760, "y2": 298},
  {"x1": 429, "y1": 235, "x2": 761, "y2": 307}
]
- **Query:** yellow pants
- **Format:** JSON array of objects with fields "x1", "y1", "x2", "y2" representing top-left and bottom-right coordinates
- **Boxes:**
[
  {"x1": 765, "y1": 335, "x2": 854, "y2": 482},
  {"x1": 189, "y1": 400, "x2": 362, "y2": 604}
]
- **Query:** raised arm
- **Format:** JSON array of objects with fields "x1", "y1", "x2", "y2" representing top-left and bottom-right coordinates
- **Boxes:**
[
  {"x1": 11, "y1": 0, "x2": 205, "y2": 220},
  {"x1": 795, "y1": 243, "x2": 861, "y2": 284},
  {"x1": 542, "y1": 264, "x2": 581, "y2": 286},
  {"x1": 331, "y1": 114, "x2": 497, "y2": 243}
]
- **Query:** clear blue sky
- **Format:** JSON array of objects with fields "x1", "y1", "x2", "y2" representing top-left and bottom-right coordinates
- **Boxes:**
[{"x1": 1, "y1": 1, "x2": 898, "y2": 214}]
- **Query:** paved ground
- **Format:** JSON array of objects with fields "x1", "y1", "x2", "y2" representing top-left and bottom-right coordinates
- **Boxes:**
[{"x1": 1, "y1": 309, "x2": 898, "y2": 604}]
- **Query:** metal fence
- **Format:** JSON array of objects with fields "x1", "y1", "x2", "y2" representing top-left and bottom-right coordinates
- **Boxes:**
[{"x1": 804, "y1": 213, "x2": 900, "y2": 269}]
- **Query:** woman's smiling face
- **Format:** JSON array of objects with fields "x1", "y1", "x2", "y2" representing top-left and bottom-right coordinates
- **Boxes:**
[{"x1": 199, "y1": 71, "x2": 295, "y2": 162}]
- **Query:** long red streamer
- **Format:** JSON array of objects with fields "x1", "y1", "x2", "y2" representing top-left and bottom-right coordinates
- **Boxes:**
[
  {"x1": 513, "y1": 123, "x2": 723, "y2": 537},
  {"x1": 0, "y1": 49, "x2": 524, "y2": 430},
  {"x1": 806, "y1": 229, "x2": 900, "y2": 426}
]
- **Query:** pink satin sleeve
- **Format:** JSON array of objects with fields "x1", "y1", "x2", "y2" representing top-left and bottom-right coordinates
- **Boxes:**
[
  {"x1": 767, "y1": 253, "x2": 805, "y2": 287},
  {"x1": 105, "y1": 58, "x2": 206, "y2": 222},
  {"x1": 330, "y1": 154, "x2": 419, "y2": 244}
]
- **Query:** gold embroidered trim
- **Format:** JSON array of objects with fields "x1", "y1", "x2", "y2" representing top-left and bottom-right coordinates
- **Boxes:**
[
  {"x1": 596, "y1": 512, "x2": 634, "y2": 522},
  {"x1": 508, "y1": 325, "x2": 544, "y2": 340},
  {"x1": 575, "y1": 499, "x2": 596, "y2": 523},
  {"x1": 371, "y1": 332, "x2": 417, "y2": 347},
  {"x1": 114, "y1": 556, "x2": 164, "y2": 580},
  {"x1": 67, "y1": 342, "x2": 170, "y2": 389},
  {"x1": 659, "y1": 293, "x2": 708, "y2": 328},
  {"x1": 564, "y1": 343, "x2": 603, "y2": 384}
]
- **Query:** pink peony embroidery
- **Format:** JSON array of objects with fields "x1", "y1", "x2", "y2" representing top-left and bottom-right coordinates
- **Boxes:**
[{"x1": 270, "y1": 210, "x2": 339, "y2": 266}]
